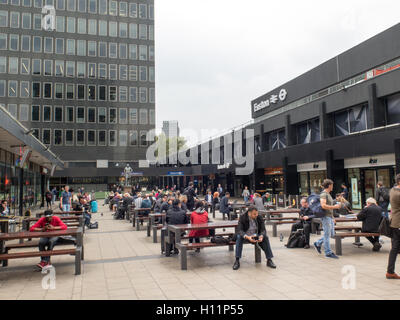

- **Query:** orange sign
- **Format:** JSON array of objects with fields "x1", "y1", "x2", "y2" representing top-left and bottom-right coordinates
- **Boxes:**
[{"x1": 264, "y1": 167, "x2": 284, "y2": 175}]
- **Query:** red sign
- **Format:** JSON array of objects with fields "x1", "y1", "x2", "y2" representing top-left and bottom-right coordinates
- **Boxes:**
[{"x1": 264, "y1": 167, "x2": 284, "y2": 175}]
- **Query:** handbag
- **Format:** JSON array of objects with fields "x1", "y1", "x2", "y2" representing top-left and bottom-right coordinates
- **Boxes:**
[
  {"x1": 285, "y1": 229, "x2": 306, "y2": 248},
  {"x1": 379, "y1": 216, "x2": 393, "y2": 238}
]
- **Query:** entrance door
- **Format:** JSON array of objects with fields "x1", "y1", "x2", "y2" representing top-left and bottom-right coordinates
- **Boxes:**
[{"x1": 364, "y1": 170, "x2": 376, "y2": 201}]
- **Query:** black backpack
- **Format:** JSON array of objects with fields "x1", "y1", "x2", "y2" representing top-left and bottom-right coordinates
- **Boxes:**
[
  {"x1": 379, "y1": 187, "x2": 390, "y2": 203},
  {"x1": 285, "y1": 229, "x2": 306, "y2": 248}
]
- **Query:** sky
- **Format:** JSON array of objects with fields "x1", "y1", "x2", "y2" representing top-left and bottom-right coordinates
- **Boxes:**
[{"x1": 155, "y1": 0, "x2": 400, "y2": 145}]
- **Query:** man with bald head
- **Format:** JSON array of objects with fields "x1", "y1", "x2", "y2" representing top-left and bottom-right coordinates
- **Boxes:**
[{"x1": 290, "y1": 198, "x2": 315, "y2": 249}]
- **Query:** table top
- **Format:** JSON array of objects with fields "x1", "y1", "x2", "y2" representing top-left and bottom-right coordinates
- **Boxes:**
[
  {"x1": 26, "y1": 216, "x2": 82, "y2": 222},
  {"x1": 37, "y1": 211, "x2": 83, "y2": 216},
  {"x1": 168, "y1": 221, "x2": 238, "y2": 232},
  {"x1": 149, "y1": 212, "x2": 191, "y2": 217},
  {"x1": 334, "y1": 216, "x2": 359, "y2": 222},
  {"x1": 268, "y1": 209, "x2": 301, "y2": 213},
  {"x1": 0, "y1": 227, "x2": 82, "y2": 241}
]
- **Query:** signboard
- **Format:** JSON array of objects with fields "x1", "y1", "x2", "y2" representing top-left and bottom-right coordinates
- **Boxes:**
[
  {"x1": 168, "y1": 171, "x2": 184, "y2": 176},
  {"x1": 253, "y1": 89, "x2": 288, "y2": 113},
  {"x1": 217, "y1": 163, "x2": 231, "y2": 170},
  {"x1": 351, "y1": 178, "x2": 362, "y2": 210},
  {"x1": 97, "y1": 160, "x2": 109, "y2": 168},
  {"x1": 264, "y1": 167, "x2": 284, "y2": 175}
]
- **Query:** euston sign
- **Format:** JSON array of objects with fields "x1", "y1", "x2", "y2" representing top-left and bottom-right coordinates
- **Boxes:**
[{"x1": 253, "y1": 88, "x2": 288, "y2": 113}]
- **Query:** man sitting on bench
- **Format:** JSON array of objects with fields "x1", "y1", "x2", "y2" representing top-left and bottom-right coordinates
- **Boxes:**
[
  {"x1": 356, "y1": 197, "x2": 383, "y2": 251},
  {"x1": 290, "y1": 198, "x2": 315, "y2": 249},
  {"x1": 233, "y1": 206, "x2": 276, "y2": 270},
  {"x1": 30, "y1": 210, "x2": 68, "y2": 269}
]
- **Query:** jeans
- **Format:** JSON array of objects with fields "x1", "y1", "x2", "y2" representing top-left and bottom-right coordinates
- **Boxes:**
[
  {"x1": 315, "y1": 216, "x2": 335, "y2": 255},
  {"x1": 235, "y1": 234, "x2": 273, "y2": 260},
  {"x1": 382, "y1": 212, "x2": 389, "y2": 219},
  {"x1": 62, "y1": 204, "x2": 71, "y2": 212},
  {"x1": 39, "y1": 237, "x2": 59, "y2": 262},
  {"x1": 84, "y1": 213, "x2": 91, "y2": 226},
  {"x1": 387, "y1": 228, "x2": 400, "y2": 274},
  {"x1": 243, "y1": 196, "x2": 249, "y2": 203},
  {"x1": 52, "y1": 195, "x2": 56, "y2": 204}
]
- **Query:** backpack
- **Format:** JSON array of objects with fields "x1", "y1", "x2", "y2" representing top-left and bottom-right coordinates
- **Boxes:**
[
  {"x1": 379, "y1": 187, "x2": 390, "y2": 203},
  {"x1": 285, "y1": 229, "x2": 306, "y2": 248},
  {"x1": 184, "y1": 187, "x2": 194, "y2": 202},
  {"x1": 89, "y1": 221, "x2": 99, "y2": 229},
  {"x1": 211, "y1": 235, "x2": 234, "y2": 244},
  {"x1": 307, "y1": 194, "x2": 325, "y2": 218}
]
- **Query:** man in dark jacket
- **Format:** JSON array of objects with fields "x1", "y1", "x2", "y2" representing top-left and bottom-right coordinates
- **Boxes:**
[
  {"x1": 166, "y1": 199, "x2": 189, "y2": 254},
  {"x1": 376, "y1": 182, "x2": 390, "y2": 218},
  {"x1": 233, "y1": 206, "x2": 276, "y2": 270},
  {"x1": 184, "y1": 182, "x2": 197, "y2": 211},
  {"x1": 357, "y1": 198, "x2": 382, "y2": 251},
  {"x1": 219, "y1": 192, "x2": 232, "y2": 220},
  {"x1": 290, "y1": 198, "x2": 315, "y2": 249}
]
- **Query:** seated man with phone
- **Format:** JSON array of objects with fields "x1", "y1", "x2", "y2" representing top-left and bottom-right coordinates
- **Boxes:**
[{"x1": 233, "y1": 206, "x2": 276, "y2": 270}]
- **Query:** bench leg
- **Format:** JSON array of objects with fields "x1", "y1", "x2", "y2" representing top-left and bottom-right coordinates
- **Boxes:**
[
  {"x1": 180, "y1": 247, "x2": 187, "y2": 270},
  {"x1": 2, "y1": 248, "x2": 8, "y2": 267},
  {"x1": 147, "y1": 223, "x2": 151, "y2": 237},
  {"x1": 153, "y1": 226, "x2": 158, "y2": 243},
  {"x1": 75, "y1": 247, "x2": 82, "y2": 275},
  {"x1": 335, "y1": 237, "x2": 342, "y2": 256},
  {"x1": 272, "y1": 224, "x2": 277, "y2": 237},
  {"x1": 135, "y1": 219, "x2": 140, "y2": 231},
  {"x1": 355, "y1": 235, "x2": 360, "y2": 243},
  {"x1": 254, "y1": 244, "x2": 261, "y2": 263},
  {"x1": 228, "y1": 244, "x2": 234, "y2": 251},
  {"x1": 132, "y1": 216, "x2": 136, "y2": 228}
]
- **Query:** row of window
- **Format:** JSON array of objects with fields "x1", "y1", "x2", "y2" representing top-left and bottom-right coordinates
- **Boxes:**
[
  {"x1": 0, "y1": 0, "x2": 154, "y2": 20},
  {"x1": 0, "y1": 12, "x2": 154, "y2": 40},
  {"x1": 5, "y1": 104, "x2": 155, "y2": 125},
  {"x1": 30, "y1": 128, "x2": 149, "y2": 147},
  {"x1": 0, "y1": 35, "x2": 154, "y2": 61},
  {"x1": 0, "y1": 81, "x2": 155, "y2": 103},
  {"x1": 1, "y1": 57, "x2": 154, "y2": 81}
]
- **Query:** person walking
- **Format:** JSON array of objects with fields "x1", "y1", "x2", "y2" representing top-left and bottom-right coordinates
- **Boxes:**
[
  {"x1": 313, "y1": 179, "x2": 342, "y2": 259},
  {"x1": 45, "y1": 189, "x2": 52, "y2": 209},
  {"x1": 242, "y1": 186, "x2": 250, "y2": 203},
  {"x1": 376, "y1": 181, "x2": 390, "y2": 218},
  {"x1": 61, "y1": 186, "x2": 72, "y2": 213},
  {"x1": 386, "y1": 174, "x2": 400, "y2": 279}
]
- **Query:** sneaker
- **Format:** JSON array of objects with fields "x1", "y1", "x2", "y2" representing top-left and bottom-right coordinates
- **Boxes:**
[
  {"x1": 303, "y1": 244, "x2": 310, "y2": 249},
  {"x1": 325, "y1": 253, "x2": 339, "y2": 259},
  {"x1": 313, "y1": 242, "x2": 321, "y2": 254},
  {"x1": 373, "y1": 243, "x2": 382, "y2": 252},
  {"x1": 232, "y1": 260, "x2": 240, "y2": 270},
  {"x1": 36, "y1": 261, "x2": 46, "y2": 269}
]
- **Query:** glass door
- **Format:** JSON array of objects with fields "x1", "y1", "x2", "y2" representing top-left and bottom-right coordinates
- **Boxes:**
[{"x1": 364, "y1": 169, "x2": 376, "y2": 201}]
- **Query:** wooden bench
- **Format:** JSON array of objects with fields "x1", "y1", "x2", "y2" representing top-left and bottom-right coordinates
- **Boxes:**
[
  {"x1": 132, "y1": 208, "x2": 153, "y2": 230},
  {"x1": 0, "y1": 228, "x2": 83, "y2": 274},
  {"x1": 266, "y1": 218, "x2": 300, "y2": 237},
  {"x1": 335, "y1": 232, "x2": 380, "y2": 255},
  {"x1": 35, "y1": 211, "x2": 83, "y2": 217},
  {"x1": 150, "y1": 212, "x2": 191, "y2": 243}
]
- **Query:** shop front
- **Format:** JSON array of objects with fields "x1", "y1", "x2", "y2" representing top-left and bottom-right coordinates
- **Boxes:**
[
  {"x1": 264, "y1": 167, "x2": 284, "y2": 195},
  {"x1": 297, "y1": 162, "x2": 327, "y2": 196}
]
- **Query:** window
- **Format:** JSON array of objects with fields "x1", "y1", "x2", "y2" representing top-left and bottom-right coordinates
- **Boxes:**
[
  {"x1": 98, "y1": 85, "x2": 106, "y2": 100},
  {"x1": 129, "y1": 108, "x2": 137, "y2": 124},
  {"x1": 21, "y1": 58, "x2": 30, "y2": 74},
  {"x1": 32, "y1": 105, "x2": 40, "y2": 121},
  {"x1": 22, "y1": 13, "x2": 31, "y2": 29},
  {"x1": 88, "y1": 85, "x2": 96, "y2": 100},
  {"x1": 23, "y1": 0, "x2": 32, "y2": 6},
  {"x1": 149, "y1": 6, "x2": 154, "y2": 20},
  {"x1": 149, "y1": 88, "x2": 155, "y2": 103},
  {"x1": 139, "y1": 24, "x2": 147, "y2": 40},
  {"x1": 33, "y1": 14, "x2": 42, "y2": 29},
  {"x1": 32, "y1": 82, "x2": 40, "y2": 98},
  {"x1": 76, "y1": 106, "x2": 85, "y2": 123},
  {"x1": 149, "y1": 25, "x2": 154, "y2": 40},
  {"x1": 66, "y1": 39, "x2": 75, "y2": 55},
  {"x1": 119, "y1": 1, "x2": 127, "y2": 16},
  {"x1": 334, "y1": 104, "x2": 368, "y2": 136},
  {"x1": 77, "y1": 61, "x2": 85, "y2": 77},
  {"x1": 297, "y1": 119, "x2": 320, "y2": 145},
  {"x1": 119, "y1": 22, "x2": 127, "y2": 38},
  {"x1": 65, "y1": 106, "x2": 74, "y2": 122},
  {"x1": 43, "y1": 105, "x2": 51, "y2": 121},
  {"x1": 149, "y1": 46, "x2": 154, "y2": 61},
  {"x1": 55, "y1": 60, "x2": 64, "y2": 76},
  {"x1": 0, "y1": 80, "x2": 4, "y2": 97},
  {"x1": 44, "y1": 60, "x2": 53, "y2": 76},
  {"x1": 55, "y1": 38, "x2": 64, "y2": 54},
  {"x1": 129, "y1": 44, "x2": 137, "y2": 60},
  {"x1": 129, "y1": 23, "x2": 137, "y2": 39},
  {"x1": 32, "y1": 59, "x2": 41, "y2": 75},
  {"x1": 67, "y1": 17, "x2": 75, "y2": 33},
  {"x1": 77, "y1": 0, "x2": 86, "y2": 12},
  {"x1": 386, "y1": 93, "x2": 400, "y2": 125},
  {"x1": 88, "y1": 0, "x2": 96, "y2": 13},
  {"x1": 88, "y1": 41, "x2": 96, "y2": 56},
  {"x1": 76, "y1": 130, "x2": 85, "y2": 146},
  {"x1": 8, "y1": 80, "x2": 18, "y2": 97},
  {"x1": 54, "y1": 106, "x2": 63, "y2": 122},
  {"x1": 129, "y1": 131, "x2": 137, "y2": 146},
  {"x1": 119, "y1": 86, "x2": 127, "y2": 102},
  {"x1": 149, "y1": 109, "x2": 155, "y2": 125},
  {"x1": 9, "y1": 34, "x2": 19, "y2": 51},
  {"x1": 119, "y1": 65, "x2": 127, "y2": 80},
  {"x1": 77, "y1": 18, "x2": 86, "y2": 34},
  {"x1": 88, "y1": 130, "x2": 96, "y2": 146},
  {"x1": 129, "y1": 66, "x2": 137, "y2": 81},
  {"x1": 56, "y1": 0, "x2": 65, "y2": 10},
  {"x1": 139, "y1": 109, "x2": 148, "y2": 124},
  {"x1": 139, "y1": 87, "x2": 147, "y2": 103},
  {"x1": 99, "y1": 0, "x2": 107, "y2": 14},
  {"x1": 54, "y1": 129, "x2": 62, "y2": 145},
  {"x1": 98, "y1": 63, "x2": 106, "y2": 79},
  {"x1": 66, "y1": 83, "x2": 74, "y2": 99},
  {"x1": 7, "y1": 104, "x2": 17, "y2": 118},
  {"x1": 77, "y1": 40, "x2": 86, "y2": 56},
  {"x1": 109, "y1": 21, "x2": 117, "y2": 37},
  {"x1": 43, "y1": 129, "x2": 51, "y2": 145},
  {"x1": 139, "y1": 45, "x2": 147, "y2": 60},
  {"x1": 19, "y1": 104, "x2": 29, "y2": 121},
  {"x1": 109, "y1": 86, "x2": 117, "y2": 101},
  {"x1": 129, "y1": 3, "x2": 137, "y2": 17},
  {"x1": 119, "y1": 130, "x2": 127, "y2": 146},
  {"x1": 140, "y1": 131, "x2": 147, "y2": 147},
  {"x1": 88, "y1": 63, "x2": 96, "y2": 78},
  {"x1": 98, "y1": 42, "x2": 107, "y2": 57},
  {"x1": 99, "y1": 20, "x2": 107, "y2": 36},
  {"x1": 109, "y1": 108, "x2": 117, "y2": 124},
  {"x1": 109, "y1": 64, "x2": 117, "y2": 79},
  {"x1": 66, "y1": 61, "x2": 75, "y2": 77},
  {"x1": 109, "y1": 0, "x2": 117, "y2": 15},
  {"x1": 43, "y1": 37, "x2": 53, "y2": 53},
  {"x1": 77, "y1": 84, "x2": 85, "y2": 99},
  {"x1": 9, "y1": 57, "x2": 18, "y2": 74},
  {"x1": 139, "y1": 4, "x2": 147, "y2": 19},
  {"x1": 10, "y1": 12, "x2": 20, "y2": 29},
  {"x1": 139, "y1": 66, "x2": 147, "y2": 81},
  {"x1": 43, "y1": 83, "x2": 52, "y2": 98},
  {"x1": 119, "y1": 108, "x2": 127, "y2": 124},
  {"x1": 0, "y1": 11, "x2": 7, "y2": 27},
  {"x1": 65, "y1": 130, "x2": 74, "y2": 146},
  {"x1": 109, "y1": 130, "x2": 116, "y2": 146},
  {"x1": 87, "y1": 107, "x2": 95, "y2": 123},
  {"x1": 98, "y1": 130, "x2": 106, "y2": 146},
  {"x1": 98, "y1": 107, "x2": 106, "y2": 123},
  {"x1": 149, "y1": 67, "x2": 155, "y2": 82},
  {"x1": 56, "y1": 16, "x2": 65, "y2": 32},
  {"x1": 266, "y1": 129, "x2": 286, "y2": 151},
  {"x1": 109, "y1": 43, "x2": 117, "y2": 58},
  {"x1": 55, "y1": 83, "x2": 63, "y2": 99},
  {"x1": 0, "y1": 34, "x2": 7, "y2": 50},
  {"x1": 33, "y1": 36, "x2": 42, "y2": 52},
  {"x1": 67, "y1": 0, "x2": 76, "y2": 11},
  {"x1": 0, "y1": 56, "x2": 5, "y2": 73},
  {"x1": 88, "y1": 19, "x2": 97, "y2": 35}
]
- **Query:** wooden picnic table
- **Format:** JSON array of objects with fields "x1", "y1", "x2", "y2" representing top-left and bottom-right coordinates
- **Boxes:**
[
  {"x1": 36, "y1": 211, "x2": 83, "y2": 217},
  {"x1": 148, "y1": 212, "x2": 191, "y2": 242},
  {"x1": 23, "y1": 216, "x2": 85, "y2": 232},
  {"x1": 0, "y1": 227, "x2": 84, "y2": 274},
  {"x1": 132, "y1": 208, "x2": 153, "y2": 229}
]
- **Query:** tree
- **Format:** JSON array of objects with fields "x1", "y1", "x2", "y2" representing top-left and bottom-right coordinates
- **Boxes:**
[{"x1": 154, "y1": 133, "x2": 187, "y2": 161}]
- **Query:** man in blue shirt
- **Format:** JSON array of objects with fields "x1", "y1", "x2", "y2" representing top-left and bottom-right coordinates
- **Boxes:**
[{"x1": 61, "y1": 185, "x2": 72, "y2": 212}]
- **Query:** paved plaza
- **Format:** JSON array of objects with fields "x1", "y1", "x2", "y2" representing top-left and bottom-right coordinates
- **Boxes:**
[{"x1": 0, "y1": 204, "x2": 399, "y2": 300}]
